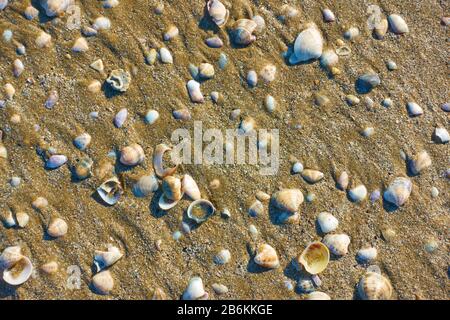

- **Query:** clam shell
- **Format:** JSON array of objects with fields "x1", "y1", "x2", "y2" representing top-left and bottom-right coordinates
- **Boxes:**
[
  {"x1": 247, "y1": 70, "x2": 258, "y2": 87},
  {"x1": 163, "y1": 25, "x2": 179, "y2": 41},
  {"x1": 205, "y1": 36, "x2": 223, "y2": 48},
  {"x1": 72, "y1": 37, "x2": 89, "y2": 52},
  {"x1": 144, "y1": 109, "x2": 159, "y2": 125},
  {"x1": 271, "y1": 189, "x2": 304, "y2": 214},
  {"x1": 153, "y1": 144, "x2": 178, "y2": 178},
  {"x1": 254, "y1": 243, "x2": 279, "y2": 269},
  {"x1": 120, "y1": 143, "x2": 145, "y2": 166},
  {"x1": 4, "y1": 83, "x2": 15, "y2": 99},
  {"x1": 232, "y1": 19, "x2": 257, "y2": 45},
  {"x1": 187, "y1": 199, "x2": 215, "y2": 223},
  {"x1": 374, "y1": 19, "x2": 388, "y2": 39},
  {"x1": 94, "y1": 245, "x2": 123, "y2": 272},
  {"x1": 408, "y1": 150, "x2": 431, "y2": 175},
  {"x1": 159, "y1": 47, "x2": 173, "y2": 64},
  {"x1": 46, "y1": 155, "x2": 67, "y2": 169},
  {"x1": 162, "y1": 176, "x2": 182, "y2": 201},
  {"x1": 47, "y1": 218, "x2": 68, "y2": 238},
  {"x1": 206, "y1": 0, "x2": 229, "y2": 27},
  {"x1": 290, "y1": 25, "x2": 323, "y2": 64},
  {"x1": 212, "y1": 283, "x2": 228, "y2": 295},
  {"x1": 356, "y1": 247, "x2": 378, "y2": 263},
  {"x1": 301, "y1": 169, "x2": 324, "y2": 184},
  {"x1": 358, "y1": 272, "x2": 393, "y2": 300},
  {"x1": 323, "y1": 233, "x2": 350, "y2": 256},
  {"x1": 92, "y1": 270, "x2": 114, "y2": 295},
  {"x1": 248, "y1": 200, "x2": 264, "y2": 217},
  {"x1": 13, "y1": 59, "x2": 24, "y2": 77},
  {"x1": 106, "y1": 69, "x2": 131, "y2": 92},
  {"x1": 388, "y1": 14, "x2": 409, "y2": 34},
  {"x1": 305, "y1": 291, "x2": 331, "y2": 300},
  {"x1": 0, "y1": 246, "x2": 22, "y2": 269},
  {"x1": 214, "y1": 249, "x2": 231, "y2": 265},
  {"x1": 36, "y1": 31, "x2": 52, "y2": 48},
  {"x1": 173, "y1": 108, "x2": 191, "y2": 121},
  {"x1": 297, "y1": 241, "x2": 330, "y2": 274},
  {"x1": 73, "y1": 133, "x2": 91, "y2": 150},
  {"x1": 133, "y1": 174, "x2": 158, "y2": 197},
  {"x1": 344, "y1": 27, "x2": 360, "y2": 40},
  {"x1": 433, "y1": 127, "x2": 449, "y2": 144},
  {"x1": 97, "y1": 177, "x2": 123, "y2": 205},
  {"x1": 93, "y1": 16, "x2": 111, "y2": 30},
  {"x1": 406, "y1": 102, "x2": 423, "y2": 116},
  {"x1": 198, "y1": 63, "x2": 215, "y2": 79},
  {"x1": 158, "y1": 194, "x2": 181, "y2": 211},
  {"x1": 316, "y1": 212, "x2": 338, "y2": 233},
  {"x1": 114, "y1": 108, "x2": 128, "y2": 128},
  {"x1": 336, "y1": 171, "x2": 349, "y2": 190},
  {"x1": 41, "y1": 0, "x2": 73, "y2": 17},
  {"x1": 3, "y1": 256, "x2": 33, "y2": 286},
  {"x1": 182, "y1": 277, "x2": 208, "y2": 300},
  {"x1": 322, "y1": 8, "x2": 335, "y2": 22},
  {"x1": 383, "y1": 177, "x2": 412, "y2": 207},
  {"x1": 348, "y1": 184, "x2": 367, "y2": 202},
  {"x1": 187, "y1": 80, "x2": 204, "y2": 103},
  {"x1": 182, "y1": 174, "x2": 201, "y2": 200},
  {"x1": 15, "y1": 212, "x2": 29, "y2": 228},
  {"x1": 320, "y1": 49, "x2": 338, "y2": 69}
]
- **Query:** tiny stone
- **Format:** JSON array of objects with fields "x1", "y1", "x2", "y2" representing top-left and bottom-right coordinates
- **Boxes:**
[
  {"x1": 306, "y1": 193, "x2": 315, "y2": 202},
  {"x1": 430, "y1": 187, "x2": 439, "y2": 198},
  {"x1": 382, "y1": 98, "x2": 393, "y2": 108},
  {"x1": 10, "y1": 176, "x2": 21, "y2": 187},
  {"x1": 386, "y1": 60, "x2": 397, "y2": 70},
  {"x1": 292, "y1": 162, "x2": 304, "y2": 174}
]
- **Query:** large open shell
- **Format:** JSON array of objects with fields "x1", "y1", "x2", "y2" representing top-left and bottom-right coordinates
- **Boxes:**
[
  {"x1": 297, "y1": 241, "x2": 330, "y2": 274},
  {"x1": 97, "y1": 177, "x2": 123, "y2": 205},
  {"x1": 3, "y1": 255, "x2": 33, "y2": 286},
  {"x1": 187, "y1": 199, "x2": 215, "y2": 223}
]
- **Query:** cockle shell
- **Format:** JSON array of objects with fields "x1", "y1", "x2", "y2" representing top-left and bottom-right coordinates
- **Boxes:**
[
  {"x1": 187, "y1": 199, "x2": 215, "y2": 223},
  {"x1": 182, "y1": 174, "x2": 201, "y2": 200},
  {"x1": 383, "y1": 177, "x2": 412, "y2": 207},
  {"x1": 46, "y1": 155, "x2": 67, "y2": 169},
  {"x1": 0, "y1": 246, "x2": 22, "y2": 269},
  {"x1": 159, "y1": 47, "x2": 173, "y2": 64},
  {"x1": 182, "y1": 277, "x2": 208, "y2": 300},
  {"x1": 290, "y1": 25, "x2": 323, "y2": 64},
  {"x1": 316, "y1": 212, "x2": 338, "y2": 233},
  {"x1": 97, "y1": 177, "x2": 123, "y2": 205},
  {"x1": 305, "y1": 291, "x2": 331, "y2": 300},
  {"x1": 323, "y1": 233, "x2": 350, "y2": 256},
  {"x1": 214, "y1": 249, "x2": 231, "y2": 265},
  {"x1": 320, "y1": 49, "x2": 338, "y2": 69},
  {"x1": 153, "y1": 144, "x2": 178, "y2": 178},
  {"x1": 92, "y1": 270, "x2": 114, "y2": 295},
  {"x1": 232, "y1": 19, "x2": 257, "y2": 46},
  {"x1": 388, "y1": 14, "x2": 409, "y2": 34},
  {"x1": 47, "y1": 218, "x2": 68, "y2": 238},
  {"x1": 408, "y1": 150, "x2": 431, "y2": 175},
  {"x1": 254, "y1": 244, "x2": 279, "y2": 269},
  {"x1": 206, "y1": 0, "x2": 229, "y2": 27},
  {"x1": 120, "y1": 143, "x2": 144, "y2": 166},
  {"x1": 187, "y1": 80, "x2": 204, "y2": 103},
  {"x1": 348, "y1": 184, "x2": 367, "y2": 202},
  {"x1": 133, "y1": 174, "x2": 158, "y2": 197},
  {"x1": 271, "y1": 189, "x2": 304, "y2": 214},
  {"x1": 40, "y1": 261, "x2": 58, "y2": 274},
  {"x1": 93, "y1": 16, "x2": 111, "y2": 30},
  {"x1": 297, "y1": 241, "x2": 330, "y2": 274},
  {"x1": 36, "y1": 31, "x2": 52, "y2": 48},
  {"x1": 301, "y1": 169, "x2": 324, "y2": 184},
  {"x1": 3, "y1": 255, "x2": 33, "y2": 286},
  {"x1": 106, "y1": 69, "x2": 131, "y2": 92},
  {"x1": 357, "y1": 272, "x2": 393, "y2": 300},
  {"x1": 94, "y1": 245, "x2": 123, "y2": 272}
]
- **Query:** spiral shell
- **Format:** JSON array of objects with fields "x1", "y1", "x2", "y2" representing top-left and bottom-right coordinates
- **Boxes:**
[
  {"x1": 357, "y1": 272, "x2": 393, "y2": 300},
  {"x1": 297, "y1": 241, "x2": 330, "y2": 274},
  {"x1": 120, "y1": 143, "x2": 145, "y2": 166},
  {"x1": 323, "y1": 233, "x2": 350, "y2": 256},
  {"x1": 271, "y1": 189, "x2": 304, "y2": 214},
  {"x1": 254, "y1": 243, "x2": 279, "y2": 269},
  {"x1": 232, "y1": 19, "x2": 257, "y2": 46}
]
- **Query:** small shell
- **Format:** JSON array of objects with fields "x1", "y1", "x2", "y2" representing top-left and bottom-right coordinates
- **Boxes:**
[
  {"x1": 248, "y1": 200, "x2": 264, "y2": 217},
  {"x1": 346, "y1": 94, "x2": 360, "y2": 106},
  {"x1": 252, "y1": 15, "x2": 265, "y2": 33},
  {"x1": 322, "y1": 8, "x2": 335, "y2": 22},
  {"x1": 357, "y1": 247, "x2": 378, "y2": 263},
  {"x1": 247, "y1": 70, "x2": 258, "y2": 87},
  {"x1": 344, "y1": 27, "x2": 360, "y2": 40},
  {"x1": 259, "y1": 64, "x2": 276, "y2": 83},
  {"x1": 214, "y1": 249, "x2": 231, "y2": 265},
  {"x1": 40, "y1": 261, "x2": 58, "y2": 274},
  {"x1": 305, "y1": 291, "x2": 331, "y2": 300},
  {"x1": 72, "y1": 37, "x2": 89, "y2": 52},
  {"x1": 15, "y1": 212, "x2": 29, "y2": 228},
  {"x1": 182, "y1": 277, "x2": 208, "y2": 300},
  {"x1": 358, "y1": 272, "x2": 393, "y2": 300},
  {"x1": 82, "y1": 26, "x2": 98, "y2": 37},
  {"x1": 144, "y1": 110, "x2": 159, "y2": 125},
  {"x1": 163, "y1": 25, "x2": 179, "y2": 41},
  {"x1": 336, "y1": 171, "x2": 349, "y2": 190},
  {"x1": 316, "y1": 212, "x2": 339, "y2": 234},
  {"x1": 320, "y1": 49, "x2": 338, "y2": 69},
  {"x1": 2, "y1": 211, "x2": 15, "y2": 228},
  {"x1": 212, "y1": 283, "x2": 228, "y2": 295},
  {"x1": 153, "y1": 144, "x2": 178, "y2": 178},
  {"x1": 406, "y1": 102, "x2": 423, "y2": 117},
  {"x1": 159, "y1": 47, "x2": 173, "y2": 64},
  {"x1": 133, "y1": 174, "x2": 158, "y2": 197},
  {"x1": 296, "y1": 275, "x2": 315, "y2": 293},
  {"x1": 370, "y1": 189, "x2": 381, "y2": 202},
  {"x1": 102, "y1": 0, "x2": 119, "y2": 8},
  {"x1": 374, "y1": 19, "x2": 388, "y2": 39},
  {"x1": 3, "y1": 256, "x2": 33, "y2": 286},
  {"x1": 4, "y1": 83, "x2": 15, "y2": 99},
  {"x1": 336, "y1": 45, "x2": 351, "y2": 56},
  {"x1": 297, "y1": 242, "x2": 330, "y2": 274},
  {"x1": 348, "y1": 184, "x2": 367, "y2": 202},
  {"x1": 232, "y1": 19, "x2": 257, "y2": 45},
  {"x1": 356, "y1": 73, "x2": 381, "y2": 94},
  {"x1": 36, "y1": 31, "x2": 52, "y2": 48},
  {"x1": 73, "y1": 133, "x2": 91, "y2": 150},
  {"x1": 24, "y1": 5, "x2": 39, "y2": 20},
  {"x1": 41, "y1": 0, "x2": 73, "y2": 17},
  {"x1": 44, "y1": 90, "x2": 59, "y2": 109},
  {"x1": 162, "y1": 176, "x2": 182, "y2": 201},
  {"x1": 74, "y1": 157, "x2": 93, "y2": 180},
  {"x1": 207, "y1": 0, "x2": 229, "y2": 27},
  {"x1": 323, "y1": 233, "x2": 350, "y2": 256},
  {"x1": 90, "y1": 59, "x2": 104, "y2": 73},
  {"x1": 0, "y1": 145, "x2": 7, "y2": 159},
  {"x1": 205, "y1": 36, "x2": 223, "y2": 48},
  {"x1": 239, "y1": 116, "x2": 255, "y2": 134},
  {"x1": 264, "y1": 95, "x2": 276, "y2": 113},
  {"x1": 114, "y1": 108, "x2": 128, "y2": 128},
  {"x1": 383, "y1": 177, "x2": 412, "y2": 207},
  {"x1": 271, "y1": 189, "x2": 304, "y2": 214},
  {"x1": 13, "y1": 59, "x2": 24, "y2": 77},
  {"x1": 173, "y1": 108, "x2": 191, "y2": 121},
  {"x1": 433, "y1": 127, "x2": 450, "y2": 144},
  {"x1": 0, "y1": 246, "x2": 22, "y2": 269},
  {"x1": 290, "y1": 25, "x2": 323, "y2": 64},
  {"x1": 92, "y1": 270, "x2": 114, "y2": 295},
  {"x1": 97, "y1": 177, "x2": 123, "y2": 205},
  {"x1": 47, "y1": 218, "x2": 68, "y2": 238},
  {"x1": 46, "y1": 155, "x2": 67, "y2": 169},
  {"x1": 32, "y1": 197, "x2": 48, "y2": 210},
  {"x1": 94, "y1": 245, "x2": 123, "y2": 272},
  {"x1": 107, "y1": 69, "x2": 131, "y2": 92},
  {"x1": 388, "y1": 14, "x2": 409, "y2": 34},
  {"x1": 210, "y1": 91, "x2": 222, "y2": 104},
  {"x1": 292, "y1": 162, "x2": 304, "y2": 174},
  {"x1": 186, "y1": 199, "x2": 215, "y2": 223},
  {"x1": 198, "y1": 63, "x2": 215, "y2": 79},
  {"x1": 93, "y1": 16, "x2": 111, "y2": 30},
  {"x1": 182, "y1": 174, "x2": 201, "y2": 201},
  {"x1": 254, "y1": 243, "x2": 279, "y2": 269},
  {"x1": 186, "y1": 80, "x2": 204, "y2": 103},
  {"x1": 88, "y1": 80, "x2": 102, "y2": 93},
  {"x1": 145, "y1": 48, "x2": 157, "y2": 65},
  {"x1": 301, "y1": 169, "x2": 324, "y2": 184},
  {"x1": 120, "y1": 143, "x2": 145, "y2": 166},
  {"x1": 408, "y1": 150, "x2": 431, "y2": 175}
]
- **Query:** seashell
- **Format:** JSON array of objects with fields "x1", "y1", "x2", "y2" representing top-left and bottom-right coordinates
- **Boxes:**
[
  {"x1": 305, "y1": 291, "x2": 331, "y2": 300},
  {"x1": 322, "y1": 8, "x2": 335, "y2": 22},
  {"x1": 433, "y1": 127, "x2": 449, "y2": 144},
  {"x1": 221, "y1": 208, "x2": 231, "y2": 219},
  {"x1": 0, "y1": 145, "x2": 7, "y2": 159},
  {"x1": 92, "y1": 270, "x2": 114, "y2": 295},
  {"x1": 182, "y1": 174, "x2": 201, "y2": 200},
  {"x1": 356, "y1": 73, "x2": 381, "y2": 94},
  {"x1": 4, "y1": 83, "x2": 15, "y2": 100},
  {"x1": 90, "y1": 59, "x2": 104, "y2": 73},
  {"x1": 188, "y1": 63, "x2": 199, "y2": 79},
  {"x1": 357, "y1": 272, "x2": 393, "y2": 300},
  {"x1": 206, "y1": 0, "x2": 229, "y2": 27},
  {"x1": 0, "y1": 246, "x2": 22, "y2": 269},
  {"x1": 252, "y1": 15, "x2": 265, "y2": 33},
  {"x1": 97, "y1": 177, "x2": 123, "y2": 205},
  {"x1": 25, "y1": 6, "x2": 39, "y2": 20},
  {"x1": 344, "y1": 27, "x2": 360, "y2": 40},
  {"x1": 254, "y1": 243, "x2": 279, "y2": 269},
  {"x1": 320, "y1": 49, "x2": 338, "y2": 69},
  {"x1": 74, "y1": 157, "x2": 93, "y2": 180},
  {"x1": 44, "y1": 90, "x2": 59, "y2": 109},
  {"x1": 218, "y1": 53, "x2": 228, "y2": 69},
  {"x1": 93, "y1": 16, "x2": 111, "y2": 30},
  {"x1": 73, "y1": 133, "x2": 91, "y2": 150},
  {"x1": 173, "y1": 108, "x2": 191, "y2": 121},
  {"x1": 214, "y1": 249, "x2": 231, "y2": 265},
  {"x1": 297, "y1": 242, "x2": 330, "y2": 274},
  {"x1": 15, "y1": 212, "x2": 29, "y2": 228},
  {"x1": 357, "y1": 247, "x2": 378, "y2": 263},
  {"x1": 210, "y1": 91, "x2": 222, "y2": 104},
  {"x1": 40, "y1": 261, "x2": 58, "y2": 274},
  {"x1": 120, "y1": 143, "x2": 145, "y2": 166},
  {"x1": 82, "y1": 26, "x2": 98, "y2": 37},
  {"x1": 36, "y1": 31, "x2": 52, "y2": 48},
  {"x1": 162, "y1": 176, "x2": 182, "y2": 201},
  {"x1": 348, "y1": 184, "x2": 368, "y2": 202},
  {"x1": 370, "y1": 189, "x2": 381, "y2": 202},
  {"x1": 72, "y1": 37, "x2": 89, "y2": 52},
  {"x1": 205, "y1": 36, "x2": 223, "y2": 48},
  {"x1": 231, "y1": 19, "x2": 257, "y2": 46},
  {"x1": 406, "y1": 102, "x2": 423, "y2": 117},
  {"x1": 323, "y1": 233, "x2": 350, "y2": 256},
  {"x1": 154, "y1": 2, "x2": 164, "y2": 14},
  {"x1": 292, "y1": 162, "x2": 304, "y2": 174},
  {"x1": 317, "y1": 212, "x2": 338, "y2": 234},
  {"x1": 383, "y1": 177, "x2": 412, "y2": 207},
  {"x1": 386, "y1": 60, "x2": 397, "y2": 71},
  {"x1": 441, "y1": 102, "x2": 450, "y2": 112},
  {"x1": 198, "y1": 63, "x2": 215, "y2": 79},
  {"x1": 133, "y1": 174, "x2": 158, "y2": 197},
  {"x1": 102, "y1": 0, "x2": 119, "y2": 8},
  {"x1": 182, "y1": 277, "x2": 208, "y2": 300},
  {"x1": 374, "y1": 19, "x2": 388, "y2": 39},
  {"x1": 335, "y1": 45, "x2": 351, "y2": 56},
  {"x1": 13, "y1": 59, "x2": 24, "y2": 77},
  {"x1": 388, "y1": 14, "x2": 409, "y2": 34},
  {"x1": 280, "y1": 4, "x2": 299, "y2": 20},
  {"x1": 3, "y1": 255, "x2": 33, "y2": 286},
  {"x1": 248, "y1": 200, "x2": 264, "y2": 217},
  {"x1": 2, "y1": 211, "x2": 16, "y2": 228},
  {"x1": 46, "y1": 155, "x2": 67, "y2": 169},
  {"x1": 239, "y1": 116, "x2": 255, "y2": 134},
  {"x1": 301, "y1": 169, "x2": 324, "y2": 184},
  {"x1": 94, "y1": 245, "x2": 123, "y2": 272},
  {"x1": 163, "y1": 25, "x2": 179, "y2": 41},
  {"x1": 296, "y1": 275, "x2": 315, "y2": 293},
  {"x1": 47, "y1": 218, "x2": 68, "y2": 238},
  {"x1": 381, "y1": 228, "x2": 397, "y2": 242},
  {"x1": 32, "y1": 197, "x2": 48, "y2": 210},
  {"x1": 153, "y1": 144, "x2": 178, "y2": 178},
  {"x1": 144, "y1": 109, "x2": 159, "y2": 125},
  {"x1": 336, "y1": 171, "x2": 349, "y2": 190},
  {"x1": 361, "y1": 127, "x2": 375, "y2": 138},
  {"x1": 247, "y1": 70, "x2": 258, "y2": 87},
  {"x1": 186, "y1": 80, "x2": 204, "y2": 103},
  {"x1": 346, "y1": 94, "x2": 360, "y2": 106},
  {"x1": 382, "y1": 98, "x2": 393, "y2": 108},
  {"x1": 107, "y1": 69, "x2": 131, "y2": 92},
  {"x1": 290, "y1": 25, "x2": 323, "y2": 64},
  {"x1": 159, "y1": 47, "x2": 173, "y2": 64},
  {"x1": 187, "y1": 199, "x2": 215, "y2": 223},
  {"x1": 271, "y1": 189, "x2": 304, "y2": 214},
  {"x1": 41, "y1": 0, "x2": 73, "y2": 17},
  {"x1": 408, "y1": 151, "x2": 431, "y2": 175},
  {"x1": 145, "y1": 48, "x2": 157, "y2": 65},
  {"x1": 114, "y1": 108, "x2": 128, "y2": 128},
  {"x1": 212, "y1": 283, "x2": 228, "y2": 295},
  {"x1": 152, "y1": 287, "x2": 167, "y2": 300},
  {"x1": 88, "y1": 80, "x2": 102, "y2": 93},
  {"x1": 265, "y1": 95, "x2": 276, "y2": 113},
  {"x1": 259, "y1": 64, "x2": 277, "y2": 83}
]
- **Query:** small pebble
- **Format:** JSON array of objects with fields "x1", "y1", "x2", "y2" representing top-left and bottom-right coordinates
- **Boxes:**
[
  {"x1": 306, "y1": 193, "x2": 315, "y2": 202},
  {"x1": 424, "y1": 239, "x2": 438, "y2": 253},
  {"x1": 144, "y1": 110, "x2": 159, "y2": 125},
  {"x1": 382, "y1": 98, "x2": 393, "y2": 108},
  {"x1": 430, "y1": 187, "x2": 439, "y2": 198},
  {"x1": 292, "y1": 162, "x2": 304, "y2": 174},
  {"x1": 441, "y1": 103, "x2": 449, "y2": 112},
  {"x1": 386, "y1": 60, "x2": 397, "y2": 70},
  {"x1": 10, "y1": 176, "x2": 21, "y2": 187}
]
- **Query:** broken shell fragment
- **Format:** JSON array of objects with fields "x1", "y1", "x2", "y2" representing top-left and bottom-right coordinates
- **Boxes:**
[
  {"x1": 406, "y1": 102, "x2": 423, "y2": 117},
  {"x1": 97, "y1": 177, "x2": 123, "y2": 205},
  {"x1": 94, "y1": 245, "x2": 123, "y2": 272},
  {"x1": 297, "y1": 241, "x2": 330, "y2": 274},
  {"x1": 153, "y1": 144, "x2": 178, "y2": 178},
  {"x1": 254, "y1": 243, "x2": 279, "y2": 269},
  {"x1": 336, "y1": 171, "x2": 349, "y2": 190},
  {"x1": 120, "y1": 143, "x2": 145, "y2": 166},
  {"x1": 182, "y1": 174, "x2": 201, "y2": 200},
  {"x1": 106, "y1": 69, "x2": 131, "y2": 92},
  {"x1": 72, "y1": 37, "x2": 89, "y2": 52},
  {"x1": 383, "y1": 177, "x2": 412, "y2": 207},
  {"x1": 73, "y1": 133, "x2": 91, "y2": 150},
  {"x1": 357, "y1": 272, "x2": 393, "y2": 300},
  {"x1": 271, "y1": 189, "x2": 304, "y2": 214},
  {"x1": 323, "y1": 233, "x2": 350, "y2": 256},
  {"x1": 41, "y1": 0, "x2": 74, "y2": 17},
  {"x1": 187, "y1": 199, "x2": 215, "y2": 223}
]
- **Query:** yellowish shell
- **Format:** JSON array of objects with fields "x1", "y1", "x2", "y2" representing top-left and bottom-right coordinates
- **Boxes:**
[
  {"x1": 162, "y1": 176, "x2": 182, "y2": 201},
  {"x1": 297, "y1": 241, "x2": 330, "y2": 274},
  {"x1": 301, "y1": 169, "x2": 324, "y2": 183},
  {"x1": 271, "y1": 189, "x2": 304, "y2": 213},
  {"x1": 358, "y1": 272, "x2": 393, "y2": 300},
  {"x1": 254, "y1": 244, "x2": 279, "y2": 269}
]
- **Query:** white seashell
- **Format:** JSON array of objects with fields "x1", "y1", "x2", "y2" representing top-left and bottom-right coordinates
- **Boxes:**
[
  {"x1": 297, "y1": 242, "x2": 330, "y2": 274},
  {"x1": 3, "y1": 256, "x2": 33, "y2": 286},
  {"x1": 182, "y1": 174, "x2": 201, "y2": 200},
  {"x1": 210, "y1": 91, "x2": 221, "y2": 104},
  {"x1": 92, "y1": 270, "x2": 114, "y2": 295},
  {"x1": 374, "y1": 19, "x2": 388, "y2": 39},
  {"x1": 2, "y1": 211, "x2": 15, "y2": 228},
  {"x1": 259, "y1": 64, "x2": 276, "y2": 83},
  {"x1": 0, "y1": 246, "x2": 22, "y2": 269},
  {"x1": 357, "y1": 247, "x2": 378, "y2": 263},
  {"x1": 15, "y1": 212, "x2": 29, "y2": 228},
  {"x1": 159, "y1": 47, "x2": 173, "y2": 64},
  {"x1": 102, "y1": 0, "x2": 119, "y2": 8},
  {"x1": 323, "y1": 233, "x2": 350, "y2": 256},
  {"x1": 322, "y1": 8, "x2": 335, "y2": 22},
  {"x1": 186, "y1": 80, "x2": 204, "y2": 103},
  {"x1": 73, "y1": 133, "x2": 91, "y2": 150},
  {"x1": 173, "y1": 108, "x2": 191, "y2": 120},
  {"x1": 133, "y1": 174, "x2": 158, "y2": 197},
  {"x1": 361, "y1": 127, "x2": 375, "y2": 137},
  {"x1": 388, "y1": 14, "x2": 409, "y2": 34},
  {"x1": 47, "y1": 218, "x2": 68, "y2": 238},
  {"x1": 441, "y1": 103, "x2": 450, "y2": 112},
  {"x1": 239, "y1": 116, "x2": 255, "y2": 134},
  {"x1": 144, "y1": 109, "x2": 159, "y2": 125},
  {"x1": 383, "y1": 177, "x2": 412, "y2": 207},
  {"x1": 107, "y1": 69, "x2": 131, "y2": 92},
  {"x1": 13, "y1": 59, "x2": 24, "y2": 77},
  {"x1": 252, "y1": 15, "x2": 265, "y2": 33},
  {"x1": 301, "y1": 169, "x2": 324, "y2": 184},
  {"x1": 248, "y1": 200, "x2": 264, "y2": 217},
  {"x1": 82, "y1": 26, "x2": 98, "y2": 37},
  {"x1": 358, "y1": 272, "x2": 393, "y2": 300},
  {"x1": 305, "y1": 291, "x2": 331, "y2": 300},
  {"x1": 90, "y1": 59, "x2": 104, "y2": 73},
  {"x1": 408, "y1": 151, "x2": 431, "y2": 175},
  {"x1": 163, "y1": 25, "x2": 179, "y2": 41},
  {"x1": 0, "y1": 0, "x2": 7, "y2": 10},
  {"x1": 72, "y1": 37, "x2": 89, "y2": 52},
  {"x1": 114, "y1": 108, "x2": 128, "y2": 128},
  {"x1": 153, "y1": 144, "x2": 178, "y2": 178},
  {"x1": 0, "y1": 145, "x2": 7, "y2": 159},
  {"x1": 158, "y1": 194, "x2": 179, "y2": 211},
  {"x1": 161, "y1": 176, "x2": 182, "y2": 201},
  {"x1": 93, "y1": 16, "x2": 111, "y2": 30},
  {"x1": 254, "y1": 243, "x2": 279, "y2": 269},
  {"x1": 317, "y1": 212, "x2": 339, "y2": 233},
  {"x1": 433, "y1": 127, "x2": 449, "y2": 144},
  {"x1": 32, "y1": 197, "x2": 48, "y2": 210},
  {"x1": 44, "y1": 90, "x2": 59, "y2": 109},
  {"x1": 406, "y1": 102, "x2": 423, "y2": 117},
  {"x1": 206, "y1": 0, "x2": 229, "y2": 27},
  {"x1": 36, "y1": 31, "x2": 52, "y2": 48},
  {"x1": 320, "y1": 49, "x2": 338, "y2": 69},
  {"x1": 25, "y1": 6, "x2": 39, "y2": 20},
  {"x1": 386, "y1": 60, "x2": 397, "y2": 70},
  {"x1": 40, "y1": 261, "x2": 58, "y2": 274},
  {"x1": 187, "y1": 199, "x2": 215, "y2": 223},
  {"x1": 97, "y1": 177, "x2": 123, "y2": 205},
  {"x1": 247, "y1": 70, "x2": 258, "y2": 87},
  {"x1": 198, "y1": 63, "x2": 215, "y2": 79},
  {"x1": 182, "y1": 277, "x2": 208, "y2": 300},
  {"x1": 265, "y1": 95, "x2": 276, "y2": 113},
  {"x1": 120, "y1": 143, "x2": 144, "y2": 166},
  {"x1": 344, "y1": 27, "x2": 360, "y2": 40},
  {"x1": 205, "y1": 36, "x2": 223, "y2": 48},
  {"x1": 4, "y1": 83, "x2": 15, "y2": 100},
  {"x1": 94, "y1": 245, "x2": 123, "y2": 272},
  {"x1": 232, "y1": 19, "x2": 257, "y2": 46},
  {"x1": 46, "y1": 155, "x2": 67, "y2": 169},
  {"x1": 214, "y1": 249, "x2": 231, "y2": 265},
  {"x1": 348, "y1": 184, "x2": 367, "y2": 202},
  {"x1": 292, "y1": 162, "x2": 304, "y2": 174},
  {"x1": 290, "y1": 25, "x2": 323, "y2": 64},
  {"x1": 88, "y1": 80, "x2": 102, "y2": 93},
  {"x1": 212, "y1": 283, "x2": 228, "y2": 295},
  {"x1": 336, "y1": 171, "x2": 349, "y2": 190},
  {"x1": 271, "y1": 189, "x2": 304, "y2": 214},
  {"x1": 41, "y1": 0, "x2": 73, "y2": 17}
]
